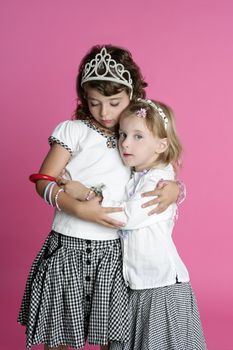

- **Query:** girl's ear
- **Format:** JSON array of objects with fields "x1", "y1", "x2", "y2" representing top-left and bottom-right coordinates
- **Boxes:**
[{"x1": 156, "y1": 138, "x2": 168, "y2": 154}]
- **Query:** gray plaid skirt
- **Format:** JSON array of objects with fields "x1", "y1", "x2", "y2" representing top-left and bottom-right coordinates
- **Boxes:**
[
  {"x1": 110, "y1": 282, "x2": 207, "y2": 350},
  {"x1": 18, "y1": 231, "x2": 129, "y2": 349}
]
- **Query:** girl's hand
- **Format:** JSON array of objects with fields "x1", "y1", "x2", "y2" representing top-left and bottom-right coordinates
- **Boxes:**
[
  {"x1": 56, "y1": 177, "x2": 91, "y2": 201},
  {"x1": 77, "y1": 197, "x2": 125, "y2": 228},
  {"x1": 141, "y1": 180, "x2": 179, "y2": 215}
]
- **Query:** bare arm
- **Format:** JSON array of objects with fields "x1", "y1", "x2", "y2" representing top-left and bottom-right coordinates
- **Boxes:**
[
  {"x1": 35, "y1": 143, "x2": 125, "y2": 228},
  {"x1": 55, "y1": 166, "x2": 181, "y2": 218},
  {"x1": 56, "y1": 177, "x2": 93, "y2": 201}
]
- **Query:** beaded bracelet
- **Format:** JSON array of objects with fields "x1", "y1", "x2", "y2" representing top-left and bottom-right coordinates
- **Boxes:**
[
  {"x1": 176, "y1": 180, "x2": 186, "y2": 205},
  {"x1": 90, "y1": 184, "x2": 105, "y2": 196},
  {"x1": 54, "y1": 188, "x2": 64, "y2": 211},
  {"x1": 85, "y1": 184, "x2": 105, "y2": 201}
]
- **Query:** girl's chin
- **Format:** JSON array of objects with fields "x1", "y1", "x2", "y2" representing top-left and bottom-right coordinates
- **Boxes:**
[{"x1": 123, "y1": 160, "x2": 136, "y2": 167}]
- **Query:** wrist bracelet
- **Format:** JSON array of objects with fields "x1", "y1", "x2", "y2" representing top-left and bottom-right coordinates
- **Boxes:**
[
  {"x1": 29, "y1": 173, "x2": 57, "y2": 183},
  {"x1": 43, "y1": 181, "x2": 56, "y2": 205},
  {"x1": 176, "y1": 180, "x2": 186, "y2": 205},
  {"x1": 90, "y1": 184, "x2": 105, "y2": 197},
  {"x1": 85, "y1": 184, "x2": 105, "y2": 201},
  {"x1": 55, "y1": 188, "x2": 64, "y2": 211},
  {"x1": 48, "y1": 182, "x2": 56, "y2": 206}
]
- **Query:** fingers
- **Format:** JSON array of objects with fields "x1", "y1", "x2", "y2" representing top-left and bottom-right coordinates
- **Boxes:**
[
  {"x1": 142, "y1": 181, "x2": 168, "y2": 197},
  {"x1": 103, "y1": 207, "x2": 124, "y2": 213},
  {"x1": 148, "y1": 204, "x2": 168, "y2": 215},
  {"x1": 142, "y1": 198, "x2": 169, "y2": 214},
  {"x1": 100, "y1": 217, "x2": 125, "y2": 228},
  {"x1": 89, "y1": 196, "x2": 102, "y2": 204},
  {"x1": 56, "y1": 177, "x2": 68, "y2": 186},
  {"x1": 142, "y1": 198, "x2": 159, "y2": 208},
  {"x1": 56, "y1": 176, "x2": 62, "y2": 185},
  {"x1": 99, "y1": 221, "x2": 118, "y2": 228},
  {"x1": 86, "y1": 190, "x2": 95, "y2": 201},
  {"x1": 156, "y1": 180, "x2": 168, "y2": 189},
  {"x1": 141, "y1": 190, "x2": 160, "y2": 197}
]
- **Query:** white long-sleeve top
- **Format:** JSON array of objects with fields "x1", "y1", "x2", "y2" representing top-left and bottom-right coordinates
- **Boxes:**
[{"x1": 102, "y1": 164, "x2": 189, "y2": 289}]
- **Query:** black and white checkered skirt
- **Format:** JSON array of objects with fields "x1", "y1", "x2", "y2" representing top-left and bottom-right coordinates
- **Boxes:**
[
  {"x1": 110, "y1": 282, "x2": 207, "y2": 350},
  {"x1": 18, "y1": 231, "x2": 129, "y2": 349}
]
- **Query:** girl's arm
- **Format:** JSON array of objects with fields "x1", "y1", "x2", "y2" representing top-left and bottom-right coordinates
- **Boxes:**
[
  {"x1": 56, "y1": 176, "x2": 94, "y2": 201},
  {"x1": 56, "y1": 173, "x2": 107, "y2": 203},
  {"x1": 55, "y1": 173, "x2": 183, "y2": 218},
  {"x1": 102, "y1": 175, "x2": 176, "y2": 230},
  {"x1": 35, "y1": 143, "x2": 125, "y2": 228},
  {"x1": 141, "y1": 180, "x2": 184, "y2": 214}
]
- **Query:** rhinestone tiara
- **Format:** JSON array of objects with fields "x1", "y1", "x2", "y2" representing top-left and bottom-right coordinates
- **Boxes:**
[{"x1": 81, "y1": 47, "x2": 133, "y2": 99}]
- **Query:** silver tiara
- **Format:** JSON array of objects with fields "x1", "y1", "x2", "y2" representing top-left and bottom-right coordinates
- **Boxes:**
[
  {"x1": 137, "y1": 98, "x2": 168, "y2": 129},
  {"x1": 81, "y1": 47, "x2": 133, "y2": 99}
]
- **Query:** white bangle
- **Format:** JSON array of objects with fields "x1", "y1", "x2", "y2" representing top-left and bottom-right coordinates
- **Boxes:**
[
  {"x1": 43, "y1": 181, "x2": 56, "y2": 205},
  {"x1": 54, "y1": 188, "x2": 64, "y2": 211},
  {"x1": 48, "y1": 182, "x2": 56, "y2": 206}
]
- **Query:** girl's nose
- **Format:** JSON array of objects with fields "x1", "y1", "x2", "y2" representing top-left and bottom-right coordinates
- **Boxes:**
[
  {"x1": 121, "y1": 138, "x2": 129, "y2": 148},
  {"x1": 100, "y1": 104, "x2": 108, "y2": 118}
]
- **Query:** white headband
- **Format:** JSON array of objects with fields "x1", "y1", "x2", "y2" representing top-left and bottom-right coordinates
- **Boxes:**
[{"x1": 137, "y1": 98, "x2": 168, "y2": 129}]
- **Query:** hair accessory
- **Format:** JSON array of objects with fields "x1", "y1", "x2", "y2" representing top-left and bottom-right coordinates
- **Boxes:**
[
  {"x1": 54, "y1": 188, "x2": 64, "y2": 211},
  {"x1": 137, "y1": 98, "x2": 168, "y2": 129},
  {"x1": 81, "y1": 47, "x2": 133, "y2": 99},
  {"x1": 29, "y1": 173, "x2": 56, "y2": 183},
  {"x1": 136, "y1": 108, "x2": 147, "y2": 118}
]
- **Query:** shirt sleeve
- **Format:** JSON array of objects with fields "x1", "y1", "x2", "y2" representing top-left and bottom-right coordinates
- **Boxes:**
[
  {"x1": 102, "y1": 170, "x2": 176, "y2": 230},
  {"x1": 48, "y1": 120, "x2": 81, "y2": 154}
]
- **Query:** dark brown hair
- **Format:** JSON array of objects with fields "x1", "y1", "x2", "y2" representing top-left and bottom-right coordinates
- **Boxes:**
[{"x1": 74, "y1": 45, "x2": 147, "y2": 119}]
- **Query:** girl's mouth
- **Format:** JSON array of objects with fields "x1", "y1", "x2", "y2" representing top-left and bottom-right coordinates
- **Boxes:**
[
  {"x1": 123, "y1": 153, "x2": 133, "y2": 157},
  {"x1": 101, "y1": 120, "x2": 112, "y2": 125}
]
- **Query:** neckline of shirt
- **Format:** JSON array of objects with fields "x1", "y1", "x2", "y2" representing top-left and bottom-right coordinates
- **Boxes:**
[{"x1": 80, "y1": 117, "x2": 118, "y2": 149}]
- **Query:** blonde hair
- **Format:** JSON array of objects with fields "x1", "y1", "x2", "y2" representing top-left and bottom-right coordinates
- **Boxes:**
[{"x1": 119, "y1": 99, "x2": 182, "y2": 169}]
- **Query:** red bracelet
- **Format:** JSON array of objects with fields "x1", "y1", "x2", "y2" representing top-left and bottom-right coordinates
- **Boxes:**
[{"x1": 29, "y1": 173, "x2": 57, "y2": 183}]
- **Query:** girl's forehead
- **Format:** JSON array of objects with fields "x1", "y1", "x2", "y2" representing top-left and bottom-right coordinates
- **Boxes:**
[
  {"x1": 120, "y1": 115, "x2": 147, "y2": 130},
  {"x1": 85, "y1": 87, "x2": 129, "y2": 100}
]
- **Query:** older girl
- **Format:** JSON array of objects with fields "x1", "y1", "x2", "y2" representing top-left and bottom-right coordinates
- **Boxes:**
[{"x1": 18, "y1": 46, "x2": 180, "y2": 350}]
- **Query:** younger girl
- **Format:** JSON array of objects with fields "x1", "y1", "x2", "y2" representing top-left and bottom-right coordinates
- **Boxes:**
[
  {"x1": 18, "y1": 46, "x2": 180, "y2": 350},
  {"x1": 102, "y1": 99, "x2": 207, "y2": 350}
]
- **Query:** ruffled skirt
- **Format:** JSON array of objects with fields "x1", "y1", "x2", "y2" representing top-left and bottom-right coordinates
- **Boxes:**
[
  {"x1": 18, "y1": 231, "x2": 129, "y2": 349},
  {"x1": 110, "y1": 282, "x2": 207, "y2": 350}
]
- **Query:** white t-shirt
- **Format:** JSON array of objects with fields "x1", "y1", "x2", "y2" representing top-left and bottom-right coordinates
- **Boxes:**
[
  {"x1": 102, "y1": 164, "x2": 190, "y2": 289},
  {"x1": 49, "y1": 118, "x2": 130, "y2": 240}
]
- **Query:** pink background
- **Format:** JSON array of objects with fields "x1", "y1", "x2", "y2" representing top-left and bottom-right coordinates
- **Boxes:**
[{"x1": 1, "y1": 0, "x2": 232, "y2": 349}]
